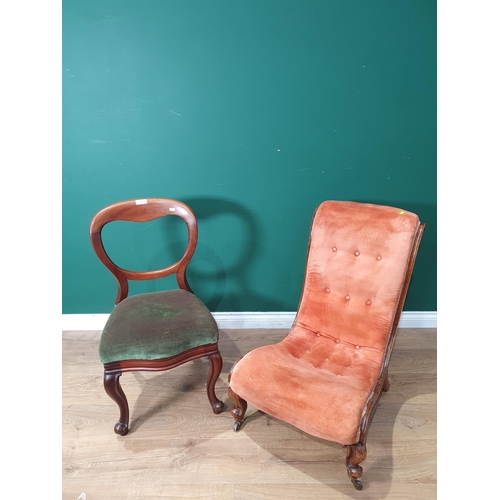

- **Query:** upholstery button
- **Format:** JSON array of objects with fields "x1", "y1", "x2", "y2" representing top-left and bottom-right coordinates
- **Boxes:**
[
  {"x1": 345, "y1": 295, "x2": 350, "y2": 300},
  {"x1": 325, "y1": 287, "x2": 330, "y2": 293},
  {"x1": 335, "y1": 338, "x2": 340, "y2": 344},
  {"x1": 366, "y1": 300, "x2": 372, "y2": 305},
  {"x1": 355, "y1": 345, "x2": 360, "y2": 350},
  {"x1": 377, "y1": 255, "x2": 382, "y2": 261},
  {"x1": 332, "y1": 247, "x2": 337, "y2": 252},
  {"x1": 354, "y1": 251, "x2": 360, "y2": 256},
  {"x1": 316, "y1": 333, "x2": 321, "y2": 337}
]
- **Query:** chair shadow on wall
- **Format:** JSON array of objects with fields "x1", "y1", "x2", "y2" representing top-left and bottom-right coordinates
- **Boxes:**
[
  {"x1": 181, "y1": 196, "x2": 288, "y2": 314},
  {"x1": 137, "y1": 195, "x2": 286, "y2": 316}
]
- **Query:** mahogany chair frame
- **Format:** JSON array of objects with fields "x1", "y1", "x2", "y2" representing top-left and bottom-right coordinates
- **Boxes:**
[
  {"x1": 90, "y1": 198, "x2": 224, "y2": 436},
  {"x1": 228, "y1": 208, "x2": 425, "y2": 490}
]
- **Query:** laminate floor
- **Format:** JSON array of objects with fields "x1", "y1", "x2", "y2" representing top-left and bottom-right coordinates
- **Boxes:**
[{"x1": 62, "y1": 328, "x2": 436, "y2": 500}]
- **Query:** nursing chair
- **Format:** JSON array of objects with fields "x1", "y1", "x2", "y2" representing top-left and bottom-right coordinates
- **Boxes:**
[
  {"x1": 228, "y1": 201, "x2": 425, "y2": 490},
  {"x1": 89, "y1": 198, "x2": 224, "y2": 436}
]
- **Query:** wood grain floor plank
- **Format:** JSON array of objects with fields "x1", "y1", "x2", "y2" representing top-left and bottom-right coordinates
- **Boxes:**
[{"x1": 62, "y1": 328, "x2": 436, "y2": 500}]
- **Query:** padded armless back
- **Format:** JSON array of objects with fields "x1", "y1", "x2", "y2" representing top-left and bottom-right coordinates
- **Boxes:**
[{"x1": 295, "y1": 201, "x2": 420, "y2": 353}]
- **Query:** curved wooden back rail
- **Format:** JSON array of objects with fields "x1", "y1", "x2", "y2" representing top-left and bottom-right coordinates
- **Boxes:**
[{"x1": 90, "y1": 198, "x2": 198, "y2": 304}]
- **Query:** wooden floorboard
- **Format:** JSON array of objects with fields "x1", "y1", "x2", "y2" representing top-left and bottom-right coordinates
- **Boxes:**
[{"x1": 62, "y1": 328, "x2": 436, "y2": 500}]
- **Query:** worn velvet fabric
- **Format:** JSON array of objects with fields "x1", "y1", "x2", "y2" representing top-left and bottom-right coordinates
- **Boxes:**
[
  {"x1": 99, "y1": 289, "x2": 219, "y2": 364},
  {"x1": 230, "y1": 201, "x2": 420, "y2": 445}
]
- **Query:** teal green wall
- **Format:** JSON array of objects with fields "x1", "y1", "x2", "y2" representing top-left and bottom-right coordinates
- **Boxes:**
[{"x1": 63, "y1": 1, "x2": 436, "y2": 314}]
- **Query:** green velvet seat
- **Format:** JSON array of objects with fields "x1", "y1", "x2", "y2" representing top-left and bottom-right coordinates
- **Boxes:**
[
  {"x1": 90, "y1": 198, "x2": 224, "y2": 436},
  {"x1": 99, "y1": 290, "x2": 219, "y2": 364}
]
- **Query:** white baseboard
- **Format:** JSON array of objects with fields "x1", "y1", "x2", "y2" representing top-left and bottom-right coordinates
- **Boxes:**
[{"x1": 62, "y1": 311, "x2": 436, "y2": 331}]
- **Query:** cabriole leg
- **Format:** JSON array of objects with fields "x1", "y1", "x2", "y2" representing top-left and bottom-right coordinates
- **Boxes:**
[
  {"x1": 228, "y1": 386, "x2": 248, "y2": 432},
  {"x1": 345, "y1": 442, "x2": 367, "y2": 490},
  {"x1": 103, "y1": 371, "x2": 129, "y2": 436},
  {"x1": 207, "y1": 351, "x2": 224, "y2": 414}
]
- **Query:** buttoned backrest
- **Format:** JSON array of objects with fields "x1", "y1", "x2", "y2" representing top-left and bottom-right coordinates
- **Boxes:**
[{"x1": 294, "y1": 201, "x2": 421, "y2": 353}]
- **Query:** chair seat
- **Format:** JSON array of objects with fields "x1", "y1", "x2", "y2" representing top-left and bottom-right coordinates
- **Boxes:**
[
  {"x1": 99, "y1": 289, "x2": 219, "y2": 364},
  {"x1": 230, "y1": 325, "x2": 384, "y2": 445}
]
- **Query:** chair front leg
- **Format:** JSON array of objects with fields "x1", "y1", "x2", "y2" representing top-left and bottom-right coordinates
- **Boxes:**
[
  {"x1": 206, "y1": 350, "x2": 224, "y2": 414},
  {"x1": 228, "y1": 386, "x2": 248, "y2": 432},
  {"x1": 103, "y1": 371, "x2": 129, "y2": 436},
  {"x1": 345, "y1": 442, "x2": 367, "y2": 490}
]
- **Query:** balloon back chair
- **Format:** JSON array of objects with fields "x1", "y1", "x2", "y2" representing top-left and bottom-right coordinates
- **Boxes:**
[
  {"x1": 89, "y1": 198, "x2": 224, "y2": 436},
  {"x1": 227, "y1": 200, "x2": 425, "y2": 489}
]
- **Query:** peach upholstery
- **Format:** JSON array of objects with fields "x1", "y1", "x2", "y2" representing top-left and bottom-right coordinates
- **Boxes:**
[{"x1": 229, "y1": 201, "x2": 421, "y2": 445}]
